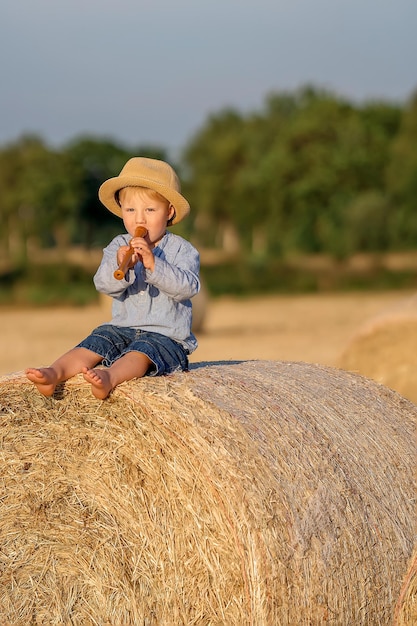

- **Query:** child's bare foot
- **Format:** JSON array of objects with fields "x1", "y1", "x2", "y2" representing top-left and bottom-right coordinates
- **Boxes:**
[
  {"x1": 82, "y1": 367, "x2": 113, "y2": 400},
  {"x1": 25, "y1": 367, "x2": 58, "y2": 397}
]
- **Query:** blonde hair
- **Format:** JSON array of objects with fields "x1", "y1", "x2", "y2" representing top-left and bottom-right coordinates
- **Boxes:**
[{"x1": 117, "y1": 186, "x2": 170, "y2": 208}]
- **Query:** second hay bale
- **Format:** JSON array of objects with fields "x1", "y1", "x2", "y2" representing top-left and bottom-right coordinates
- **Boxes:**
[
  {"x1": 338, "y1": 293, "x2": 417, "y2": 403},
  {"x1": 0, "y1": 360, "x2": 415, "y2": 625}
]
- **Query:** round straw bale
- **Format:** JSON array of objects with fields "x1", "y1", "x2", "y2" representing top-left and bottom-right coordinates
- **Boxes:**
[
  {"x1": 394, "y1": 545, "x2": 417, "y2": 625},
  {"x1": 0, "y1": 360, "x2": 415, "y2": 625},
  {"x1": 338, "y1": 293, "x2": 417, "y2": 403}
]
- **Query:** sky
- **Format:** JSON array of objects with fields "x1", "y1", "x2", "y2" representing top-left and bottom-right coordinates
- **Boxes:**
[{"x1": 1, "y1": 0, "x2": 416, "y2": 157}]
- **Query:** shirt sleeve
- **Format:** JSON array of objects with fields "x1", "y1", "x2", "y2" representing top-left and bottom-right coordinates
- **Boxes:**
[
  {"x1": 93, "y1": 235, "x2": 137, "y2": 297},
  {"x1": 145, "y1": 240, "x2": 200, "y2": 302}
]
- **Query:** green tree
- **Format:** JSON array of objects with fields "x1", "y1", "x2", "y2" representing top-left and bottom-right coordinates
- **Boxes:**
[
  {"x1": 257, "y1": 88, "x2": 401, "y2": 256},
  {"x1": 386, "y1": 91, "x2": 417, "y2": 248},
  {"x1": 183, "y1": 87, "x2": 401, "y2": 258},
  {"x1": 0, "y1": 135, "x2": 80, "y2": 260},
  {"x1": 183, "y1": 109, "x2": 247, "y2": 252}
]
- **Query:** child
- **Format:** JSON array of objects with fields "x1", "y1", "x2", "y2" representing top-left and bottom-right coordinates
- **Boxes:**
[{"x1": 26, "y1": 157, "x2": 200, "y2": 399}]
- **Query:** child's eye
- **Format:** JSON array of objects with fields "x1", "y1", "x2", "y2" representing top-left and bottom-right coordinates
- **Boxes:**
[{"x1": 145, "y1": 207, "x2": 155, "y2": 213}]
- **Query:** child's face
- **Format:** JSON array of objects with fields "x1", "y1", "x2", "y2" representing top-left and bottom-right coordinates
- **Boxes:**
[{"x1": 119, "y1": 187, "x2": 175, "y2": 246}]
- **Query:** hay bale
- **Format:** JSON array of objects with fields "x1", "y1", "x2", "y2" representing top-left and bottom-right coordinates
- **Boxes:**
[
  {"x1": 394, "y1": 545, "x2": 417, "y2": 625},
  {"x1": 0, "y1": 360, "x2": 415, "y2": 625},
  {"x1": 338, "y1": 293, "x2": 417, "y2": 404}
]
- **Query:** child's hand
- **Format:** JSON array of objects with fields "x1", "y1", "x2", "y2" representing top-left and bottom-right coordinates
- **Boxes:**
[
  {"x1": 117, "y1": 245, "x2": 136, "y2": 270},
  {"x1": 130, "y1": 236, "x2": 155, "y2": 272}
]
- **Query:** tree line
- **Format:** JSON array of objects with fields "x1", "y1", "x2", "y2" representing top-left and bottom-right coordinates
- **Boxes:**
[{"x1": 1, "y1": 85, "x2": 416, "y2": 264}]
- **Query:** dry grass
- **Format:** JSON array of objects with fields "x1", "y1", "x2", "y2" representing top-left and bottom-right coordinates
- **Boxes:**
[{"x1": 0, "y1": 360, "x2": 415, "y2": 625}]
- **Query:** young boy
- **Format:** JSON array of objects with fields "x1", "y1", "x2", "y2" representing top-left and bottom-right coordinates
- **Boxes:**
[{"x1": 26, "y1": 157, "x2": 200, "y2": 399}]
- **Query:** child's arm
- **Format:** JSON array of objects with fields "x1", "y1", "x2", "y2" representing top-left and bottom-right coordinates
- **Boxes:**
[
  {"x1": 93, "y1": 235, "x2": 139, "y2": 297},
  {"x1": 145, "y1": 241, "x2": 200, "y2": 301}
]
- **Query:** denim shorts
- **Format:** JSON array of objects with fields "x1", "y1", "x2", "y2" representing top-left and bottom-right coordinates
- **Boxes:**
[{"x1": 76, "y1": 324, "x2": 189, "y2": 376}]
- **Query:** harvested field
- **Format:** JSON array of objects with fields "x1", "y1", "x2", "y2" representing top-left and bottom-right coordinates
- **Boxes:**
[
  {"x1": 0, "y1": 361, "x2": 415, "y2": 624},
  {"x1": 1, "y1": 289, "x2": 415, "y2": 376}
]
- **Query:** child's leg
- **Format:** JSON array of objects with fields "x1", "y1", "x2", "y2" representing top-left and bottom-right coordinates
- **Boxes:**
[
  {"x1": 26, "y1": 347, "x2": 102, "y2": 397},
  {"x1": 82, "y1": 351, "x2": 152, "y2": 400}
]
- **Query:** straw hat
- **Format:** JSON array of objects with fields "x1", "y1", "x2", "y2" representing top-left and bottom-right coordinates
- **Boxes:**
[{"x1": 98, "y1": 157, "x2": 190, "y2": 224}]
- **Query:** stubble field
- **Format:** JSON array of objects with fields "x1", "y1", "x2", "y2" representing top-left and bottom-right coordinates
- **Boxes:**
[{"x1": 0, "y1": 289, "x2": 413, "y2": 376}]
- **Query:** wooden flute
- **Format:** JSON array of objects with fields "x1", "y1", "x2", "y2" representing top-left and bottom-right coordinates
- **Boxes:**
[{"x1": 113, "y1": 226, "x2": 148, "y2": 280}]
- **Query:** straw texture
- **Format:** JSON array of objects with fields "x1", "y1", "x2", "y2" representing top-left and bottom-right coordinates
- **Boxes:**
[
  {"x1": 394, "y1": 545, "x2": 417, "y2": 625},
  {"x1": 0, "y1": 360, "x2": 415, "y2": 625},
  {"x1": 338, "y1": 293, "x2": 417, "y2": 404}
]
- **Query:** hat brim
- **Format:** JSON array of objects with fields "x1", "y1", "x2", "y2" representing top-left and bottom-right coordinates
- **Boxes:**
[{"x1": 98, "y1": 175, "x2": 190, "y2": 225}]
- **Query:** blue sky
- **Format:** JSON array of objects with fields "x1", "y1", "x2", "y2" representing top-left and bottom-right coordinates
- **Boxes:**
[{"x1": 1, "y1": 0, "x2": 416, "y2": 157}]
